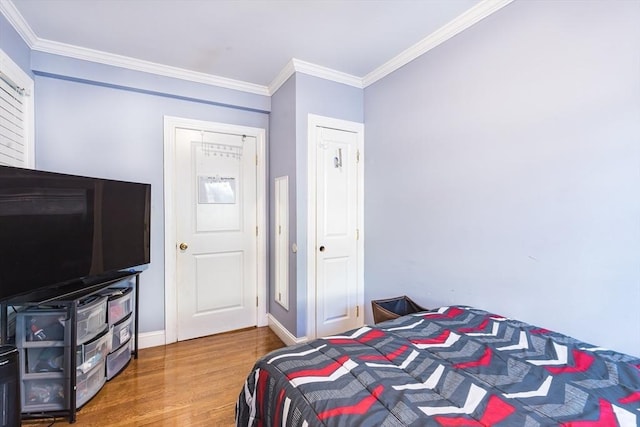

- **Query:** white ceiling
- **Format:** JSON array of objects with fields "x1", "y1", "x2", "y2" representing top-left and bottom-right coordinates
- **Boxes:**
[{"x1": 5, "y1": 0, "x2": 498, "y2": 91}]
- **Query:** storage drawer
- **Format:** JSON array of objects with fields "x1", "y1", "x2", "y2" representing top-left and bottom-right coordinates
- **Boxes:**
[
  {"x1": 76, "y1": 296, "x2": 108, "y2": 344},
  {"x1": 76, "y1": 359, "x2": 106, "y2": 408},
  {"x1": 77, "y1": 329, "x2": 111, "y2": 374},
  {"x1": 106, "y1": 287, "x2": 134, "y2": 325},
  {"x1": 110, "y1": 313, "x2": 133, "y2": 351},
  {"x1": 24, "y1": 345, "x2": 67, "y2": 374},
  {"x1": 17, "y1": 309, "x2": 68, "y2": 345},
  {"x1": 5, "y1": 307, "x2": 16, "y2": 343},
  {"x1": 22, "y1": 375, "x2": 69, "y2": 412},
  {"x1": 106, "y1": 339, "x2": 132, "y2": 380}
]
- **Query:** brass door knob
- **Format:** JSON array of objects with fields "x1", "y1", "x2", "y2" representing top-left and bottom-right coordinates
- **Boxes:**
[{"x1": 179, "y1": 243, "x2": 188, "y2": 250}]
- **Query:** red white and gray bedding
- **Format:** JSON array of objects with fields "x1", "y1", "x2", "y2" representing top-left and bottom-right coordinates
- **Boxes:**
[{"x1": 236, "y1": 305, "x2": 640, "y2": 426}]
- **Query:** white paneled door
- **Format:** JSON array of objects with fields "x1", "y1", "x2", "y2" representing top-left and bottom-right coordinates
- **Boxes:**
[
  {"x1": 175, "y1": 127, "x2": 258, "y2": 341},
  {"x1": 314, "y1": 123, "x2": 363, "y2": 337}
]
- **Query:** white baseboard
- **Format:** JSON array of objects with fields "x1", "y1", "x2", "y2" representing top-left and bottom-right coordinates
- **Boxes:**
[
  {"x1": 137, "y1": 319, "x2": 305, "y2": 349},
  {"x1": 138, "y1": 330, "x2": 166, "y2": 349},
  {"x1": 267, "y1": 314, "x2": 307, "y2": 346}
]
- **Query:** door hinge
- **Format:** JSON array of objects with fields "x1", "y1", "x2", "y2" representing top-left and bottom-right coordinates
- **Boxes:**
[
  {"x1": 356, "y1": 150, "x2": 360, "y2": 163},
  {"x1": 356, "y1": 228, "x2": 360, "y2": 240},
  {"x1": 356, "y1": 305, "x2": 360, "y2": 317},
  {"x1": 256, "y1": 155, "x2": 258, "y2": 166},
  {"x1": 256, "y1": 296, "x2": 259, "y2": 307},
  {"x1": 278, "y1": 292, "x2": 281, "y2": 301},
  {"x1": 278, "y1": 225, "x2": 282, "y2": 235},
  {"x1": 256, "y1": 226, "x2": 259, "y2": 236}
]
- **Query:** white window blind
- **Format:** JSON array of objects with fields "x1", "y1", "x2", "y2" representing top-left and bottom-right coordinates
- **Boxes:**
[
  {"x1": 0, "y1": 72, "x2": 26, "y2": 166},
  {"x1": 0, "y1": 48, "x2": 34, "y2": 168}
]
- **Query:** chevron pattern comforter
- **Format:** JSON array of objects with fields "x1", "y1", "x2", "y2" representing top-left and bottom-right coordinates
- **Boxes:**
[{"x1": 236, "y1": 306, "x2": 640, "y2": 426}]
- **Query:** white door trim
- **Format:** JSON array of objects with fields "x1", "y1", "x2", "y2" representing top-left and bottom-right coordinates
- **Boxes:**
[
  {"x1": 306, "y1": 114, "x2": 364, "y2": 340},
  {"x1": 163, "y1": 116, "x2": 267, "y2": 344}
]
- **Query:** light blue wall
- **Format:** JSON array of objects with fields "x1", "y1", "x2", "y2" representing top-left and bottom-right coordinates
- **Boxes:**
[
  {"x1": 0, "y1": 13, "x2": 31, "y2": 76},
  {"x1": 364, "y1": 0, "x2": 640, "y2": 356},
  {"x1": 31, "y1": 56, "x2": 269, "y2": 333},
  {"x1": 293, "y1": 74, "x2": 364, "y2": 336},
  {"x1": 268, "y1": 75, "x2": 297, "y2": 334},
  {"x1": 268, "y1": 73, "x2": 363, "y2": 337}
]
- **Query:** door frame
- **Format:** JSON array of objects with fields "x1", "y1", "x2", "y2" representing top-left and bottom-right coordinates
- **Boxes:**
[
  {"x1": 163, "y1": 116, "x2": 267, "y2": 344},
  {"x1": 306, "y1": 114, "x2": 364, "y2": 340}
]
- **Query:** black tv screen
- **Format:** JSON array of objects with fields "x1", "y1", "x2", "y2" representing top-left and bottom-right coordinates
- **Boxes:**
[{"x1": 0, "y1": 165, "x2": 150, "y2": 301}]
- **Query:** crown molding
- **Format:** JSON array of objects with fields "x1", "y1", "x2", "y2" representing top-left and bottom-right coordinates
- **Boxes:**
[
  {"x1": 1, "y1": 0, "x2": 269, "y2": 96},
  {"x1": 31, "y1": 38, "x2": 270, "y2": 96},
  {"x1": 291, "y1": 59, "x2": 363, "y2": 89},
  {"x1": 3, "y1": 0, "x2": 512, "y2": 96},
  {"x1": 363, "y1": 0, "x2": 514, "y2": 87},
  {"x1": 0, "y1": 0, "x2": 38, "y2": 47},
  {"x1": 269, "y1": 58, "x2": 363, "y2": 94},
  {"x1": 268, "y1": 59, "x2": 297, "y2": 94}
]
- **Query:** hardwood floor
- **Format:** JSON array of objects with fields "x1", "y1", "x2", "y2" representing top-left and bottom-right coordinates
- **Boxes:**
[{"x1": 22, "y1": 327, "x2": 285, "y2": 426}]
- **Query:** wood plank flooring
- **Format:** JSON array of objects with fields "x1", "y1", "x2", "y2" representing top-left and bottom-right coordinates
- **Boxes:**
[{"x1": 22, "y1": 327, "x2": 285, "y2": 426}]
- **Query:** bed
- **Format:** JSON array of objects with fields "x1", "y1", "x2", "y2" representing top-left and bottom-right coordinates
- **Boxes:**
[{"x1": 236, "y1": 305, "x2": 640, "y2": 426}]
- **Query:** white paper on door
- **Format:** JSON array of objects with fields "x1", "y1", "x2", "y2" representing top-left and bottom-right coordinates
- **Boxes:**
[{"x1": 198, "y1": 176, "x2": 236, "y2": 204}]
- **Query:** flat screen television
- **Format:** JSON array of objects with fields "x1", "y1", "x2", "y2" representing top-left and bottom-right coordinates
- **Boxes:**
[{"x1": 0, "y1": 165, "x2": 151, "y2": 302}]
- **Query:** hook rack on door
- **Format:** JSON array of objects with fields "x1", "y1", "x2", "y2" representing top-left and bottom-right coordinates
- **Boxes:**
[{"x1": 334, "y1": 148, "x2": 343, "y2": 168}]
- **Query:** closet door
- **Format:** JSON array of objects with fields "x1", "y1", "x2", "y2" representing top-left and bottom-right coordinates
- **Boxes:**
[{"x1": 310, "y1": 116, "x2": 364, "y2": 338}]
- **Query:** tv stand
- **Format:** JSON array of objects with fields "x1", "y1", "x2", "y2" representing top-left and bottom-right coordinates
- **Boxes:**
[{"x1": 0, "y1": 271, "x2": 140, "y2": 424}]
